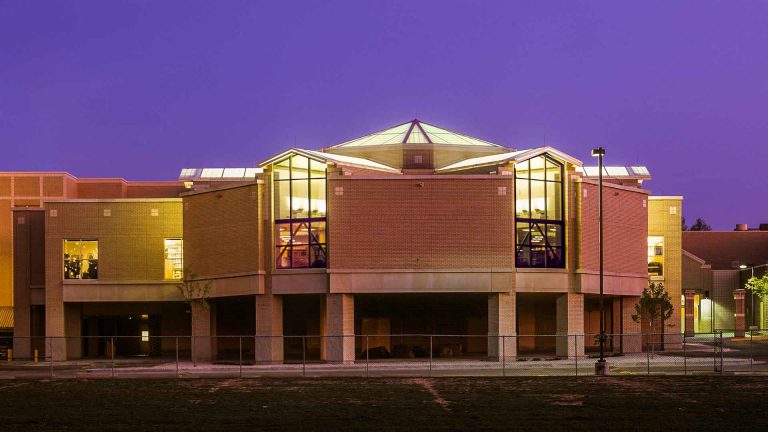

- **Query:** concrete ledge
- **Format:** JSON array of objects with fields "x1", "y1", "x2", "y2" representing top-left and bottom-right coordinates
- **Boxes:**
[
  {"x1": 574, "y1": 272, "x2": 647, "y2": 295},
  {"x1": 272, "y1": 272, "x2": 328, "y2": 294},
  {"x1": 515, "y1": 271, "x2": 570, "y2": 293},
  {"x1": 329, "y1": 270, "x2": 515, "y2": 293},
  {"x1": 63, "y1": 282, "x2": 184, "y2": 302}
]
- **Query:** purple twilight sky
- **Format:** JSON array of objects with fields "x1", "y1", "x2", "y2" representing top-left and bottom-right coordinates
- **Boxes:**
[{"x1": 1, "y1": 1, "x2": 767, "y2": 229}]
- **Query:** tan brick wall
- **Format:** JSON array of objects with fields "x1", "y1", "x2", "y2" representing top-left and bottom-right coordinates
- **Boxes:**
[
  {"x1": 648, "y1": 197, "x2": 683, "y2": 335},
  {"x1": 45, "y1": 200, "x2": 183, "y2": 282},
  {"x1": 328, "y1": 177, "x2": 514, "y2": 269},
  {"x1": 0, "y1": 177, "x2": 11, "y2": 196},
  {"x1": 0, "y1": 199, "x2": 12, "y2": 307},
  {"x1": 577, "y1": 181, "x2": 648, "y2": 275},
  {"x1": 183, "y1": 184, "x2": 262, "y2": 278}
]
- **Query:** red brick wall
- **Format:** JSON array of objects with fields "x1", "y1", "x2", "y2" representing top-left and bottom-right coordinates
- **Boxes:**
[
  {"x1": 126, "y1": 183, "x2": 185, "y2": 198},
  {"x1": 328, "y1": 177, "x2": 514, "y2": 269},
  {"x1": 76, "y1": 181, "x2": 125, "y2": 198},
  {"x1": 578, "y1": 181, "x2": 648, "y2": 274}
]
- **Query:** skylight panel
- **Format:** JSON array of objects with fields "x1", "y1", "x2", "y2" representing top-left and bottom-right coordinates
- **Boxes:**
[
  {"x1": 200, "y1": 168, "x2": 224, "y2": 178},
  {"x1": 222, "y1": 168, "x2": 246, "y2": 178}
]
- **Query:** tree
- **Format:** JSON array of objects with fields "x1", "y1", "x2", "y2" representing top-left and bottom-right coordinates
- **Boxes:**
[
  {"x1": 632, "y1": 282, "x2": 674, "y2": 349},
  {"x1": 681, "y1": 217, "x2": 689, "y2": 231},
  {"x1": 177, "y1": 268, "x2": 211, "y2": 364},
  {"x1": 689, "y1": 217, "x2": 712, "y2": 231},
  {"x1": 746, "y1": 273, "x2": 768, "y2": 299}
]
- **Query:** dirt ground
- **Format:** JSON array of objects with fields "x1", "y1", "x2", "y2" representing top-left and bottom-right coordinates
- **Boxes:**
[{"x1": 0, "y1": 376, "x2": 766, "y2": 431}]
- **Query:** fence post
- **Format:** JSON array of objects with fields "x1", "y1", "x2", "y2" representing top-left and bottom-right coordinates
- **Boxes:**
[
  {"x1": 111, "y1": 336, "x2": 115, "y2": 378},
  {"x1": 683, "y1": 333, "x2": 687, "y2": 375},
  {"x1": 49, "y1": 337, "x2": 54, "y2": 378},
  {"x1": 175, "y1": 336, "x2": 179, "y2": 378},
  {"x1": 720, "y1": 331, "x2": 724, "y2": 375},
  {"x1": 239, "y1": 336, "x2": 243, "y2": 379},
  {"x1": 502, "y1": 335, "x2": 506, "y2": 377},
  {"x1": 365, "y1": 335, "x2": 369, "y2": 379},
  {"x1": 574, "y1": 334, "x2": 578, "y2": 377},
  {"x1": 713, "y1": 332, "x2": 717, "y2": 373},
  {"x1": 750, "y1": 331, "x2": 754, "y2": 373},
  {"x1": 646, "y1": 340, "x2": 650, "y2": 375},
  {"x1": 429, "y1": 335, "x2": 433, "y2": 377},
  {"x1": 302, "y1": 336, "x2": 306, "y2": 378}
]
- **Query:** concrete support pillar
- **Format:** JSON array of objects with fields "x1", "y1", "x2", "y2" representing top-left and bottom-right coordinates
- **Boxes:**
[
  {"x1": 734, "y1": 289, "x2": 746, "y2": 338},
  {"x1": 488, "y1": 292, "x2": 516, "y2": 360},
  {"x1": 620, "y1": 296, "x2": 642, "y2": 353},
  {"x1": 191, "y1": 302, "x2": 215, "y2": 362},
  {"x1": 64, "y1": 304, "x2": 82, "y2": 360},
  {"x1": 556, "y1": 292, "x2": 584, "y2": 358},
  {"x1": 684, "y1": 290, "x2": 696, "y2": 337},
  {"x1": 255, "y1": 294, "x2": 283, "y2": 364},
  {"x1": 12, "y1": 306, "x2": 32, "y2": 359},
  {"x1": 324, "y1": 294, "x2": 355, "y2": 364}
]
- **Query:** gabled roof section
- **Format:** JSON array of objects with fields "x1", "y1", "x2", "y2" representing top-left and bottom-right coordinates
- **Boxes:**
[
  {"x1": 259, "y1": 148, "x2": 401, "y2": 173},
  {"x1": 328, "y1": 119, "x2": 505, "y2": 148},
  {"x1": 436, "y1": 147, "x2": 582, "y2": 173}
]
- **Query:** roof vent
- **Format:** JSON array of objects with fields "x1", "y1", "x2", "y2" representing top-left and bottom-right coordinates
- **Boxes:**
[{"x1": 735, "y1": 223, "x2": 749, "y2": 231}]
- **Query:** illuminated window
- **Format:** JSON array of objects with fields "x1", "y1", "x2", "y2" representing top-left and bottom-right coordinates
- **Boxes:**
[
  {"x1": 63, "y1": 240, "x2": 99, "y2": 280},
  {"x1": 514, "y1": 155, "x2": 565, "y2": 268},
  {"x1": 164, "y1": 239, "x2": 184, "y2": 279},
  {"x1": 273, "y1": 155, "x2": 327, "y2": 269},
  {"x1": 648, "y1": 236, "x2": 664, "y2": 276}
]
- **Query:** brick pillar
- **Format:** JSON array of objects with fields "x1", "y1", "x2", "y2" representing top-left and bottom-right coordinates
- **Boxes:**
[
  {"x1": 556, "y1": 292, "x2": 584, "y2": 358},
  {"x1": 621, "y1": 296, "x2": 642, "y2": 353},
  {"x1": 324, "y1": 294, "x2": 355, "y2": 364},
  {"x1": 488, "y1": 292, "x2": 516, "y2": 361},
  {"x1": 12, "y1": 307, "x2": 32, "y2": 359},
  {"x1": 684, "y1": 290, "x2": 696, "y2": 337},
  {"x1": 191, "y1": 302, "x2": 215, "y2": 362},
  {"x1": 64, "y1": 304, "x2": 82, "y2": 360},
  {"x1": 734, "y1": 289, "x2": 746, "y2": 338},
  {"x1": 255, "y1": 294, "x2": 283, "y2": 364}
]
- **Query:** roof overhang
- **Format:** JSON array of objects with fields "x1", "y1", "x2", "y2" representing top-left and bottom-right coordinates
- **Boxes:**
[
  {"x1": 436, "y1": 146, "x2": 582, "y2": 173},
  {"x1": 258, "y1": 148, "x2": 401, "y2": 174}
]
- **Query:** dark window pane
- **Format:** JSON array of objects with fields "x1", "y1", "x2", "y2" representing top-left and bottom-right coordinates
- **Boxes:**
[
  {"x1": 545, "y1": 224, "x2": 563, "y2": 248},
  {"x1": 516, "y1": 246, "x2": 531, "y2": 267},
  {"x1": 516, "y1": 222, "x2": 531, "y2": 247},
  {"x1": 310, "y1": 244, "x2": 327, "y2": 268},
  {"x1": 291, "y1": 244, "x2": 309, "y2": 268},
  {"x1": 546, "y1": 247, "x2": 563, "y2": 268},
  {"x1": 530, "y1": 246, "x2": 547, "y2": 267}
]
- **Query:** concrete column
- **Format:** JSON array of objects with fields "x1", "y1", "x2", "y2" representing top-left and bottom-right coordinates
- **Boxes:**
[
  {"x1": 734, "y1": 289, "x2": 746, "y2": 338},
  {"x1": 324, "y1": 294, "x2": 355, "y2": 364},
  {"x1": 191, "y1": 302, "x2": 215, "y2": 362},
  {"x1": 488, "y1": 292, "x2": 516, "y2": 360},
  {"x1": 64, "y1": 304, "x2": 82, "y2": 360},
  {"x1": 12, "y1": 306, "x2": 32, "y2": 359},
  {"x1": 621, "y1": 296, "x2": 642, "y2": 353},
  {"x1": 556, "y1": 292, "x2": 584, "y2": 358},
  {"x1": 684, "y1": 290, "x2": 696, "y2": 337},
  {"x1": 255, "y1": 294, "x2": 283, "y2": 364}
]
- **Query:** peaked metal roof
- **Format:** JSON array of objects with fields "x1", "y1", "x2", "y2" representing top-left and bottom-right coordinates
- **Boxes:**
[
  {"x1": 577, "y1": 166, "x2": 651, "y2": 179},
  {"x1": 328, "y1": 119, "x2": 504, "y2": 148}
]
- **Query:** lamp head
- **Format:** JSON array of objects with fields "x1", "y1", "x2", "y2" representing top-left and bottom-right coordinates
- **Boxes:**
[
  {"x1": 591, "y1": 147, "x2": 606, "y2": 157},
  {"x1": 740, "y1": 264, "x2": 748, "y2": 269}
]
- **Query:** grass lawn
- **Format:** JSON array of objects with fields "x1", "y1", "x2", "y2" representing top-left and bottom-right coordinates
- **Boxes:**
[{"x1": 0, "y1": 376, "x2": 766, "y2": 431}]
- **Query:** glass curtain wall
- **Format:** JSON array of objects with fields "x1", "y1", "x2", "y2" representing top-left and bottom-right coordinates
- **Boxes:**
[
  {"x1": 514, "y1": 155, "x2": 565, "y2": 268},
  {"x1": 273, "y1": 155, "x2": 327, "y2": 269}
]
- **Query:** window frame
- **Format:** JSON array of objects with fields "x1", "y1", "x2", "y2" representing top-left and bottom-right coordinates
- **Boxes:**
[
  {"x1": 63, "y1": 239, "x2": 99, "y2": 280},
  {"x1": 273, "y1": 155, "x2": 328, "y2": 269},
  {"x1": 514, "y1": 154, "x2": 566, "y2": 269}
]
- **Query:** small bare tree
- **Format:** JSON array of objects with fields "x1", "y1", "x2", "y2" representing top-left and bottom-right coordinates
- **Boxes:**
[
  {"x1": 632, "y1": 282, "x2": 674, "y2": 351},
  {"x1": 177, "y1": 268, "x2": 211, "y2": 364}
]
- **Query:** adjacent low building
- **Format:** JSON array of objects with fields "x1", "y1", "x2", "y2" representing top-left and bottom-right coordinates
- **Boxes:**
[{"x1": 6, "y1": 119, "x2": 684, "y2": 362}]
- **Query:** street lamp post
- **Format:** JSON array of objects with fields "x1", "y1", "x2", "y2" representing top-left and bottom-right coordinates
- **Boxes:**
[{"x1": 592, "y1": 147, "x2": 608, "y2": 376}]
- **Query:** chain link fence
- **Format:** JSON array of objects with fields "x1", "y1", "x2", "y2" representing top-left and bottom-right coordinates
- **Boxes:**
[{"x1": 1, "y1": 331, "x2": 766, "y2": 378}]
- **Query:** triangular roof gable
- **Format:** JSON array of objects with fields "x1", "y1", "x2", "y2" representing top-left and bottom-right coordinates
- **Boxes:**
[
  {"x1": 328, "y1": 119, "x2": 505, "y2": 148},
  {"x1": 436, "y1": 146, "x2": 582, "y2": 172},
  {"x1": 259, "y1": 148, "x2": 401, "y2": 173}
]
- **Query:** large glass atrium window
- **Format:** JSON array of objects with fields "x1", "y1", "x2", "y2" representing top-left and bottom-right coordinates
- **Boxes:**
[
  {"x1": 63, "y1": 240, "x2": 99, "y2": 279},
  {"x1": 648, "y1": 236, "x2": 664, "y2": 277},
  {"x1": 515, "y1": 155, "x2": 564, "y2": 268},
  {"x1": 273, "y1": 155, "x2": 327, "y2": 269},
  {"x1": 164, "y1": 239, "x2": 184, "y2": 279}
]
